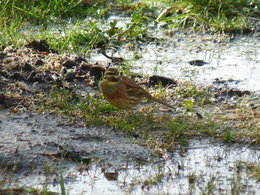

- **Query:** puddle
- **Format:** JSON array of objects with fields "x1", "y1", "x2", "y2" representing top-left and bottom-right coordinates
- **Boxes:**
[
  {"x1": 90, "y1": 16, "x2": 260, "y2": 92},
  {"x1": 134, "y1": 35, "x2": 259, "y2": 92},
  {"x1": 8, "y1": 139, "x2": 259, "y2": 194},
  {"x1": 19, "y1": 15, "x2": 259, "y2": 92}
]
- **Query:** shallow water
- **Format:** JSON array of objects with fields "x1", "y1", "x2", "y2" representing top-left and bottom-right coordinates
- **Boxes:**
[
  {"x1": 25, "y1": 139, "x2": 259, "y2": 194},
  {"x1": 134, "y1": 34, "x2": 260, "y2": 92},
  {"x1": 91, "y1": 16, "x2": 260, "y2": 92}
]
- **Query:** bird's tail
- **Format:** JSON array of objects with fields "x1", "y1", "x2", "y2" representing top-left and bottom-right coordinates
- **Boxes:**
[{"x1": 150, "y1": 96, "x2": 175, "y2": 109}]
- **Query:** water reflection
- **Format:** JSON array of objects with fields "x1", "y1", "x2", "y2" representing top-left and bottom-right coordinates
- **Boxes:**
[{"x1": 53, "y1": 139, "x2": 259, "y2": 194}]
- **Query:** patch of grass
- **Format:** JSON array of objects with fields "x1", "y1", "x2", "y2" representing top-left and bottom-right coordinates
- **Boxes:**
[
  {"x1": 230, "y1": 175, "x2": 243, "y2": 195},
  {"x1": 0, "y1": 188, "x2": 58, "y2": 195},
  {"x1": 166, "y1": 120, "x2": 189, "y2": 146},
  {"x1": 42, "y1": 84, "x2": 161, "y2": 136},
  {"x1": 43, "y1": 84, "x2": 114, "y2": 125},
  {"x1": 1, "y1": 0, "x2": 256, "y2": 50},
  {"x1": 147, "y1": 114, "x2": 215, "y2": 152},
  {"x1": 175, "y1": 83, "x2": 214, "y2": 106},
  {"x1": 141, "y1": 171, "x2": 165, "y2": 189},
  {"x1": 200, "y1": 176, "x2": 216, "y2": 194},
  {"x1": 188, "y1": 173, "x2": 197, "y2": 192},
  {"x1": 0, "y1": 0, "x2": 97, "y2": 25},
  {"x1": 0, "y1": 0, "x2": 94, "y2": 47},
  {"x1": 38, "y1": 79, "x2": 259, "y2": 151},
  {"x1": 43, "y1": 159, "x2": 55, "y2": 194},
  {"x1": 0, "y1": 0, "x2": 258, "y2": 49},
  {"x1": 183, "y1": 99, "x2": 194, "y2": 112},
  {"x1": 106, "y1": 112, "x2": 157, "y2": 135},
  {"x1": 59, "y1": 172, "x2": 66, "y2": 195},
  {"x1": 217, "y1": 99, "x2": 260, "y2": 143},
  {"x1": 42, "y1": 159, "x2": 70, "y2": 194},
  {"x1": 58, "y1": 19, "x2": 150, "y2": 53},
  {"x1": 126, "y1": 164, "x2": 170, "y2": 192},
  {"x1": 11, "y1": 16, "x2": 151, "y2": 54},
  {"x1": 0, "y1": 0, "x2": 155, "y2": 50},
  {"x1": 236, "y1": 161, "x2": 260, "y2": 181},
  {"x1": 221, "y1": 127, "x2": 236, "y2": 142},
  {"x1": 158, "y1": 0, "x2": 259, "y2": 33}
]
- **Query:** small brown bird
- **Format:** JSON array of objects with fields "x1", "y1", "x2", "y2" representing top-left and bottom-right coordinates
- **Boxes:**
[{"x1": 98, "y1": 68, "x2": 175, "y2": 109}]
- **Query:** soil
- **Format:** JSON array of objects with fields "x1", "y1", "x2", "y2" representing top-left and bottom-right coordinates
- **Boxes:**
[
  {"x1": 0, "y1": 41, "x2": 257, "y2": 191},
  {"x1": 0, "y1": 109, "x2": 153, "y2": 173},
  {"x1": 0, "y1": 41, "x2": 154, "y2": 179}
]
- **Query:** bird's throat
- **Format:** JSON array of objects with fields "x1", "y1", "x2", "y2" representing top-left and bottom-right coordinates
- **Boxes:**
[{"x1": 99, "y1": 79, "x2": 120, "y2": 96}]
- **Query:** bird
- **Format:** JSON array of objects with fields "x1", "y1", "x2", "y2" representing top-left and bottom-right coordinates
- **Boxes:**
[{"x1": 98, "y1": 68, "x2": 175, "y2": 109}]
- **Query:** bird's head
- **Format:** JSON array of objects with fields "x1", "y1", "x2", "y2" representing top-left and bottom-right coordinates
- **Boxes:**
[{"x1": 103, "y1": 68, "x2": 121, "y2": 82}]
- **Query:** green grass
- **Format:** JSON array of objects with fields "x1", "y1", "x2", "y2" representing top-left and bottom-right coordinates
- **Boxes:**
[
  {"x1": 0, "y1": 0, "x2": 154, "y2": 50},
  {"x1": 37, "y1": 79, "x2": 259, "y2": 153},
  {"x1": 45, "y1": 19, "x2": 149, "y2": 54},
  {"x1": 0, "y1": 0, "x2": 95, "y2": 25},
  {"x1": 43, "y1": 84, "x2": 162, "y2": 136},
  {"x1": 0, "y1": 166, "x2": 58, "y2": 195},
  {"x1": 201, "y1": 176, "x2": 216, "y2": 194},
  {"x1": 158, "y1": 0, "x2": 259, "y2": 33},
  {"x1": 0, "y1": 12, "x2": 151, "y2": 54},
  {"x1": 236, "y1": 161, "x2": 260, "y2": 181},
  {"x1": 1, "y1": 0, "x2": 258, "y2": 49},
  {"x1": 0, "y1": 0, "x2": 110, "y2": 48},
  {"x1": 59, "y1": 172, "x2": 66, "y2": 195}
]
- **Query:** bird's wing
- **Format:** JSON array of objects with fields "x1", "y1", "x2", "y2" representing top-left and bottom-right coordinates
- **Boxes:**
[{"x1": 121, "y1": 77, "x2": 151, "y2": 98}]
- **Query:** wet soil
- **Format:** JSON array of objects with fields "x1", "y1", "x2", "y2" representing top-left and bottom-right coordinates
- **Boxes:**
[
  {"x1": 0, "y1": 42, "x2": 153, "y2": 180},
  {"x1": 0, "y1": 109, "x2": 152, "y2": 173},
  {"x1": 0, "y1": 41, "x2": 259, "y2": 193}
]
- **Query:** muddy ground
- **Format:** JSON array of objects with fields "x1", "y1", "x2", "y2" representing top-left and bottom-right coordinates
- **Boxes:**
[
  {"x1": 0, "y1": 42, "x2": 156, "y2": 178},
  {"x1": 0, "y1": 109, "x2": 152, "y2": 172},
  {"x1": 0, "y1": 41, "x2": 259, "y2": 193}
]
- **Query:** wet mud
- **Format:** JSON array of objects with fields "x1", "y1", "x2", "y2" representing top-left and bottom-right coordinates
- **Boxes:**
[
  {"x1": 0, "y1": 43, "x2": 154, "y2": 192},
  {"x1": 0, "y1": 109, "x2": 153, "y2": 172},
  {"x1": 0, "y1": 41, "x2": 259, "y2": 193}
]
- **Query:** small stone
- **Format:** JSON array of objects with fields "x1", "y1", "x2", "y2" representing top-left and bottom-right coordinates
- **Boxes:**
[
  {"x1": 62, "y1": 60, "x2": 78, "y2": 69},
  {"x1": 25, "y1": 40, "x2": 52, "y2": 52},
  {"x1": 10, "y1": 72, "x2": 25, "y2": 80},
  {"x1": 21, "y1": 62, "x2": 34, "y2": 71},
  {"x1": 74, "y1": 56, "x2": 87, "y2": 64},
  {"x1": 64, "y1": 72, "x2": 76, "y2": 81},
  {"x1": 27, "y1": 71, "x2": 52, "y2": 82},
  {"x1": 0, "y1": 70, "x2": 9, "y2": 78},
  {"x1": 0, "y1": 52, "x2": 6, "y2": 60},
  {"x1": 79, "y1": 63, "x2": 105, "y2": 81},
  {"x1": 79, "y1": 63, "x2": 92, "y2": 71},
  {"x1": 90, "y1": 66, "x2": 105, "y2": 81},
  {"x1": 35, "y1": 59, "x2": 44, "y2": 66},
  {"x1": 188, "y1": 60, "x2": 209, "y2": 66},
  {"x1": 149, "y1": 75, "x2": 177, "y2": 87}
]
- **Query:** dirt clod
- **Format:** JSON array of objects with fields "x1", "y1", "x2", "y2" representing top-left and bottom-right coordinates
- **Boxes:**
[
  {"x1": 62, "y1": 59, "x2": 79, "y2": 69},
  {"x1": 25, "y1": 40, "x2": 53, "y2": 53},
  {"x1": 149, "y1": 75, "x2": 177, "y2": 87}
]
